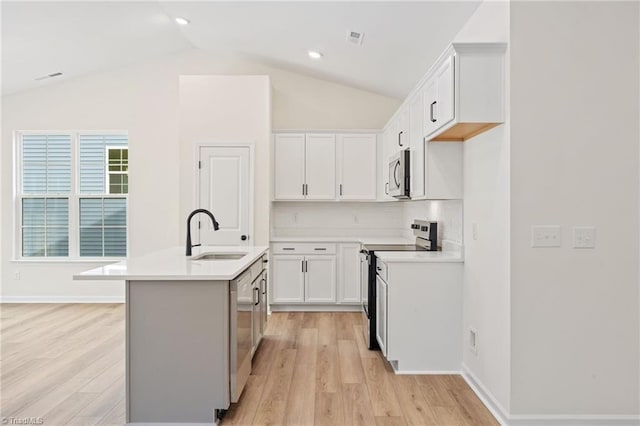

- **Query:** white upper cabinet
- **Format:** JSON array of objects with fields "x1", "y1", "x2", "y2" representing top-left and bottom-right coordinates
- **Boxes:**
[
  {"x1": 274, "y1": 132, "x2": 376, "y2": 202},
  {"x1": 305, "y1": 134, "x2": 336, "y2": 200},
  {"x1": 337, "y1": 134, "x2": 376, "y2": 201},
  {"x1": 274, "y1": 134, "x2": 306, "y2": 200},
  {"x1": 425, "y1": 43, "x2": 506, "y2": 142},
  {"x1": 273, "y1": 133, "x2": 335, "y2": 200}
]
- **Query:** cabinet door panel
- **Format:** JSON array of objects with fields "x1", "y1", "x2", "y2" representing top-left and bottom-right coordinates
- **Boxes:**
[
  {"x1": 274, "y1": 134, "x2": 305, "y2": 200},
  {"x1": 337, "y1": 134, "x2": 376, "y2": 200},
  {"x1": 305, "y1": 256, "x2": 337, "y2": 303},
  {"x1": 435, "y1": 54, "x2": 455, "y2": 129},
  {"x1": 338, "y1": 244, "x2": 361, "y2": 303},
  {"x1": 305, "y1": 134, "x2": 336, "y2": 200},
  {"x1": 423, "y1": 77, "x2": 438, "y2": 137},
  {"x1": 376, "y1": 276, "x2": 388, "y2": 356},
  {"x1": 272, "y1": 255, "x2": 305, "y2": 303},
  {"x1": 410, "y1": 92, "x2": 425, "y2": 198}
]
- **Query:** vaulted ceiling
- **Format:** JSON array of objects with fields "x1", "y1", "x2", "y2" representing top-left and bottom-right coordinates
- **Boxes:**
[{"x1": 1, "y1": 1, "x2": 481, "y2": 98}]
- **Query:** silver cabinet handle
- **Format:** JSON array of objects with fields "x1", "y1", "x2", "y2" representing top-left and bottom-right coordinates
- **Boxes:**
[
  {"x1": 385, "y1": 182, "x2": 389, "y2": 195},
  {"x1": 339, "y1": 184, "x2": 343, "y2": 196},
  {"x1": 314, "y1": 248, "x2": 326, "y2": 251},
  {"x1": 398, "y1": 131, "x2": 404, "y2": 147},
  {"x1": 430, "y1": 101, "x2": 437, "y2": 123}
]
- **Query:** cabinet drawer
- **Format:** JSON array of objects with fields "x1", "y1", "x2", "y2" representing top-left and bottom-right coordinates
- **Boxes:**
[
  {"x1": 272, "y1": 243, "x2": 337, "y2": 255},
  {"x1": 375, "y1": 259, "x2": 388, "y2": 282}
]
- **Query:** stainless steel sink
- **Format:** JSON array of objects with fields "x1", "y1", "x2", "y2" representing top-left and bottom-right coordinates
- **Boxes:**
[{"x1": 191, "y1": 252, "x2": 247, "y2": 261}]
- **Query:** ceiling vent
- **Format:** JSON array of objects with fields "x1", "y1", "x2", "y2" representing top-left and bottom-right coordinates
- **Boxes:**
[
  {"x1": 346, "y1": 30, "x2": 364, "y2": 46},
  {"x1": 35, "y1": 72, "x2": 63, "y2": 81}
]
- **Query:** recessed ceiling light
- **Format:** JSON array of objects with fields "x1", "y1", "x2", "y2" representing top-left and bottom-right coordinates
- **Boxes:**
[
  {"x1": 175, "y1": 17, "x2": 190, "y2": 26},
  {"x1": 308, "y1": 50, "x2": 323, "y2": 60}
]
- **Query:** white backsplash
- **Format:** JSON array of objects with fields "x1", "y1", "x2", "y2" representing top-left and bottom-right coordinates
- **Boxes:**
[
  {"x1": 271, "y1": 202, "x2": 405, "y2": 238},
  {"x1": 401, "y1": 199, "x2": 463, "y2": 244},
  {"x1": 271, "y1": 199, "x2": 463, "y2": 245}
]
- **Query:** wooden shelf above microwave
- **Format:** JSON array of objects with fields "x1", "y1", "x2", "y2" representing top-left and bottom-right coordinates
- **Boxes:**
[{"x1": 431, "y1": 122, "x2": 501, "y2": 142}]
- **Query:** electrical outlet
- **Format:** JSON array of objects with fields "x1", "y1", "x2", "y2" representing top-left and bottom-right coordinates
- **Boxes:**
[
  {"x1": 573, "y1": 226, "x2": 596, "y2": 249},
  {"x1": 353, "y1": 215, "x2": 359, "y2": 224},
  {"x1": 15, "y1": 271, "x2": 20, "y2": 280},
  {"x1": 531, "y1": 225, "x2": 562, "y2": 248},
  {"x1": 293, "y1": 213, "x2": 298, "y2": 223},
  {"x1": 472, "y1": 222, "x2": 479, "y2": 241},
  {"x1": 469, "y1": 328, "x2": 478, "y2": 355}
]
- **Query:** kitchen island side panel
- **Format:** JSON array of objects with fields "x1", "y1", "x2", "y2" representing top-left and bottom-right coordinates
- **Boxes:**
[{"x1": 126, "y1": 280, "x2": 230, "y2": 424}]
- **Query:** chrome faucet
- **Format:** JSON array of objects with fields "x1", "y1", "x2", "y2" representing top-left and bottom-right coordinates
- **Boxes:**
[{"x1": 186, "y1": 208, "x2": 220, "y2": 256}]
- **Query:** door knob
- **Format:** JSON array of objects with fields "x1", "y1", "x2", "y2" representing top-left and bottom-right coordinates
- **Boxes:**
[{"x1": 241, "y1": 235, "x2": 248, "y2": 241}]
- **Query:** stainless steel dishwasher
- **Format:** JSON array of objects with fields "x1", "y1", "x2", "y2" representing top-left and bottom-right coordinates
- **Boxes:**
[{"x1": 229, "y1": 270, "x2": 252, "y2": 403}]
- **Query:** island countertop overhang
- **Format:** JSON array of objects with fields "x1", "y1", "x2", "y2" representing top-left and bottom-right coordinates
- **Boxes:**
[{"x1": 74, "y1": 245, "x2": 269, "y2": 281}]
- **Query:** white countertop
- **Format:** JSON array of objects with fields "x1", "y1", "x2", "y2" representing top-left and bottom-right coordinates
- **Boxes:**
[
  {"x1": 74, "y1": 245, "x2": 269, "y2": 281},
  {"x1": 375, "y1": 250, "x2": 464, "y2": 263},
  {"x1": 270, "y1": 236, "x2": 415, "y2": 245}
]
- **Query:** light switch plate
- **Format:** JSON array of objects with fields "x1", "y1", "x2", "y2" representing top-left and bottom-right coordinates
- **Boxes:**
[
  {"x1": 531, "y1": 225, "x2": 562, "y2": 248},
  {"x1": 573, "y1": 226, "x2": 596, "y2": 248}
]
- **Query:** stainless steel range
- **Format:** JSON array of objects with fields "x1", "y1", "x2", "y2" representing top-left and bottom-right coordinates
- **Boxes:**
[{"x1": 360, "y1": 220, "x2": 438, "y2": 349}]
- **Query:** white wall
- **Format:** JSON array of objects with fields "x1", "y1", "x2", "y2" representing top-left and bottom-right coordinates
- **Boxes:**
[
  {"x1": 510, "y1": 1, "x2": 639, "y2": 416},
  {"x1": 0, "y1": 48, "x2": 400, "y2": 301},
  {"x1": 454, "y1": 0, "x2": 512, "y2": 416},
  {"x1": 179, "y1": 75, "x2": 271, "y2": 245}
]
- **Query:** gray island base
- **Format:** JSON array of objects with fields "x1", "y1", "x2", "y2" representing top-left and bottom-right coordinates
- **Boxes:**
[{"x1": 75, "y1": 246, "x2": 269, "y2": 425}]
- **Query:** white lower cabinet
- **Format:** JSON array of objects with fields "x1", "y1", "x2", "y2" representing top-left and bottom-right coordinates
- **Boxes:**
[
  {"x1": 304, "y1": 256, "x2": 337, "y2": 303},
  {"x1": 271, "y1": 242, "x2": 362, "y2": 307},
  {"x1": 377, "y1": 261, "x2": 462, "y2": 373},
  {"x1": 271, "y1": 255, "x2": 305, "y2": 303},
  {"x1": 338, "y1": 243, "x2": 361, "y2": 303},
  {"x1": 271, "y1": 253, "x2": 336, "y2": 304}
]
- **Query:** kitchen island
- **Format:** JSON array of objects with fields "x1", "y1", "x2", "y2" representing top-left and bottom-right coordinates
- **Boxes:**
[{"x1": 75, "y1": 245, "x2": 269, "y2": 425}]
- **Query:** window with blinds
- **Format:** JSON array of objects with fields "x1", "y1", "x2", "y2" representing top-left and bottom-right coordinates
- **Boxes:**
[
  {"x1": 21, "y1": 135, "x2": 71, "y2": 257},
  {"x1": 17, "y1": 132, "x2": 128, "y2": 259}
]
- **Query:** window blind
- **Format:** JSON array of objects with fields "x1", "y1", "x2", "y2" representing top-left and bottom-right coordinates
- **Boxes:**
[
  {"x1": 79, "y1": 198, "x2": 126, "y2": 257},
  {"x1": 79, "y1": 134, "x2": 127, "y2": 194},
  {"x1": 22, "y1": 134, "x2": 71, "y2": 194}
]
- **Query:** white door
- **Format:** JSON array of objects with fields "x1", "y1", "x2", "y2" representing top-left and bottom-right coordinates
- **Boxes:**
[
  {"x1": 337, "y1": 134, "x2": 377, "y2": 200},
  {"x1": 304, "y1": 255, "x2": 337, "y2": 303},
  {"x1": 272, "y1": 255, "x2": 305, "y2": 303},
  {"x1": 305, "y1": 134, "x2": 336, "y2": 200},
  {"x1": 274, "y1": 134, "x2": 306, "y2": 200},
  {"x1": 435, "y1": 54, "x2": 455, "y2": 130},
  {"x1": 199, "y1": 146, "x2": 251, "y2": 246},
  {"x1": 409, "y1": 91, "x2": 425, "y2": 198},
  {"x1": 338, "y1": 244, "x2": 361, "y2": 303}
]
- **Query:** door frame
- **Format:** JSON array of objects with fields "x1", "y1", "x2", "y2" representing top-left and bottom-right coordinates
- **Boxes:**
[{"x1": 193, "y1": 142, "x2": 255, "y2": 246}]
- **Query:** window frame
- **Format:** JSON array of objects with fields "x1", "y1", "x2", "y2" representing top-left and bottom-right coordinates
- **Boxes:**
[{"x1": 14, "y1": 130, "x2": 130, "y2": 262}]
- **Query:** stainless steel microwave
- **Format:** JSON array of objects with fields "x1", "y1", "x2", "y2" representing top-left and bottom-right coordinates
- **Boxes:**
[{"x1": 388, "y1": 149, "x2": 410, "y2": 198}]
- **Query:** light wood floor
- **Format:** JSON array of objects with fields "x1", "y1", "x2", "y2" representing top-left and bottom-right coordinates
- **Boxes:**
[{"x1": 1, "y1": 304, "x2": 498, "y2": 425}]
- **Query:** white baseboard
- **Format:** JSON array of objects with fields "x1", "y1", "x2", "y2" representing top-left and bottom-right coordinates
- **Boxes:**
[
  {"x1": 461, "y1": 364, "x2": 640, "y2": 426},
  {"x1": 508, "y1": 415, "x2": 640, "y2": 426},
  {"x1": 461, "y1": 363, "x2": 510, "y2": 425},
  {"x1": 0, "y1": 296, "x2": 125, "y2": 303},
  {"x1": 269, "y1": 304, "x2": 360, "y2": 312}
]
